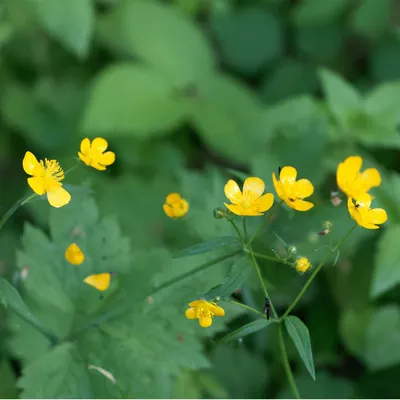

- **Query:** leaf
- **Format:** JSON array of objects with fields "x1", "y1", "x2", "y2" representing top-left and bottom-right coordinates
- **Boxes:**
[
  {"x1": 319, "y1": 68, "x2": 362, "y2": 128},
  {"x1": 18, "y1": 343, "x2": 93, "y2": 397},
  {"x1": 81, "y1": 63, "x2": 185, "y2": 137},
  {"x1": 174, "y1": 236, "x2": 240, "y2": 258},
  {"x1": 284, "y1": 316, "x2": 315, "y2": 380},
  {"x1": 28, "y1": 0, "x2": 94, "y2": 57},
  {"x1": 210, "y1": 6, "x2": 282, "y2": 74},
  {"x1": 203, "y1": 256, "x2": 252, "y2": 300},
  {"x1": 104, "y1": 0, "x2": 214, "y2": 88},
  {"x1": 220, "y1": 319, "x2": 271, "y2": 343},
  {"x1": 365, "y1": 305, "x2": 400, "y2": 371},
  {"x1": 371, "y1": 224, "x2": 400, "y2": 298},
  {"x1": 0, "y1": 277, "x2": 46, "y2": 334}
]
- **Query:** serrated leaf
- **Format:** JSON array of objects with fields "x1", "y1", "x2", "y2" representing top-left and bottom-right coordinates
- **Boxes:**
[
  {"x1": 220, "y1": 319, "x2": 271, "y2": 343},
  {"x1": 284, "y1": 316, "x2": 315, "y2": 380},
  {"x1": 203, "y1": 256, "x2": 252, "y2": 300},
  {"x1": 174, "y1": 236, "x2": 240, "y2": 258}
]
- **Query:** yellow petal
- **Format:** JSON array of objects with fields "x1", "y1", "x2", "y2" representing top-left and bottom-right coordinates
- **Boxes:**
[
  {"x1": 27, "y1": 177, "x2": 46, "y2": 195},
  {"x1": 339, "y1": 156, "x2": 362, "y2": 181},
  {"x1": 224, "y1": 180, "x2": 242, "y2": 204},
  {"x1": 78, "y1": 152, "x2": 91, "y2": 166},
  {"x1": 290, "y1": 199, "x2": 314, "y2": 211},
  {"x1": 185, "y1": 307, "x2": 197, "y2": 320},
  {"x1": 92, "y1": 137, "x2": 108, "y2": 152},
  {"x1": 47, "y1": 186, "x2": 71, "y2": 208},
  {"x1": 23, "y1": 151, "x2": 42, "y2": 176},
  {"x1": 163, "y1": 204, "x2": 174, "y2": 217},
  {"x1": 272, "y1": 173, "x2": 285, "y2": 199},
  {"x1": 80, "y1": 138, "x2": 91, "y2": 156},
  {"x1": 189, "y1": 300, "x2": 204, "y2": 307},
  {"x1": 89, "y1": 160, "x2": 107, "y2": 171},
  {"x1": 359, "y1": 168, "x2": 381, "y2": 190},
  {"x1": 224, "y1": 203, "x2": 262, "y2": 216},
  {"x1": 166, "y1": 193, "x2": 181, "y2": 205},
  {"x1": 356, "y1": 193, "x2": 372, "y2": 208},
  {"x1": 210, "y1": 304, "x2": 225, "y2": 317},
  {"x1": 294, "y1": 179, "x2": 314, "y2": 199},
  {"x1": 199, "y1": 316, "x2": 212, "y2": 328},
  {"x1": 84, "y1": 273, "x2": 111, "y2": 291},
  {"x1": 280, "y1": 166, "x2": 297, "y2": 183},
  {"x1": 65, "y1": 243, "x2": 85, "y2": 265},
  {"x1": 99, "y1": 151, "x2": 115, "y2": 166},
  {"x1": 243, "y1": 177, "x2": 265, "y2": 199},
  {"x1": 255, "y1": 193, "x2": 274, "y2": 212},
  {"x1": 368, "y1": 208, "x2": 387, "y2": 225},
  {"x1": 347, "y1": 197, "x2": 358, "y2": 219}
]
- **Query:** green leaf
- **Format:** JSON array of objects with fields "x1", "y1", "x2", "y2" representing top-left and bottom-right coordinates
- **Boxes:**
[
  {"x1": 0, "y1": 277, "x2": 46, "y2": 334},
  {"x1": 371, "y1": 224, "x2": 400, "y2": 298},
  {"x1": 81, "y1": 63, "x2": 185, "y2": 137},
  {"x1": 0, "y1": 360, "x2": 18, "y2": 398},
  {"x1": 174, "y1": 236, "x2": 240, "y2": 258},
  {"x1": 203, "y1": 256, "x2": 252, "y2": 300},
  {"x1": 319, "y1": 68, "x2": 362, "y2": 128},
  {"x1": 284, "y1": 316, "x2": 316, "y2": 380},
  {"x1": 220, "y1": 319, "x2": 271, "y2": 343},
  {"x1": 365, "y1": 305, "x2": 400, "y2": 370},
  {"x1": 210, "y1": 6, "x2": 282, "y2": 74},
  {"x1": 18, "y1": 343, "x2": 93, "y2": 397},
  {"x1": 28, "y1": 0, "x2": 94, "y2": 57},
  {"x1": 104, "y1": 0, "x2": 214, "y2": 88}
]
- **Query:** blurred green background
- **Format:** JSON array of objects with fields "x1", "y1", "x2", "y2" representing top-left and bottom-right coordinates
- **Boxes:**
[{"x1": 1, "y1": 0, "x2": 400, "y2": 398}]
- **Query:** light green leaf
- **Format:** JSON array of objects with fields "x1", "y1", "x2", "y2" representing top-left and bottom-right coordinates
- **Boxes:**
[
  {"x1": 28, "y1": 0, "x2": 94, "y2": 57},
  {"x1": 106, "y1": 0, "x2": 214, "y2": 88},
  {"x1": 365, "y1": 305, "x2": 400, "y2": 370},
  {"x1": 18, "y1": 343, "x2": 93, "y2": 397},
  {"x1": 210, "y1": 6, "x2": 282, "y2": 74},
  {"x1": 319, "y1": 68, "x2": 362, "y2": 128},
  {"x1": 220, "y1": 319, "x2": 271, "y2": 343},
  {"x1": 371, "y1": 224, "x2": 400, "y2": 298},
  {"x1": 81, "y1": 63, "x2": 185, "y2": 137},
  {"x1": 284, "y1": 316, "x2": 315, "y2": 381},
  {"x1": 174, "y1": 236, "x2": 240, "y2": 259},
  {"x1": 203, "y1": 256, "x2": 252, "y2": 300}
]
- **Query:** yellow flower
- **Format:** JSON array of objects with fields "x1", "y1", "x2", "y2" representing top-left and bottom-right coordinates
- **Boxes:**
[
  {"x1": 224, "y1": 177, "x2": 274, "y2": 216},
  {"x1": 83, "y1": 273, "x2": 111, "y2": 291},
  {"x1": 272, "y1": 166, "x2": 314, "y2": 211},
  {"x1": 295, "y1": 257, "x2": 311, "y2": 273},
  {"x1": 347, "y1": 193, "x2": 387, "y2": 229},
  {"x1": 22, "y1": 151, "x2": 71, "y2": 208},
  {"x1": 65, "y1": 243, "x2": 85, "y2": 265},
  {"x1": 185, "y1": 299, "x2": 225, "y2": 328},
  {"x1": 163, "y1": 193, "x2": 189, "y2": 218},
  {"x1": 78, "y1": 138, "x2": 115, "y2": 171},
  {"x1": 337, "y1": 156, "x2": 381, "y2": 199}
]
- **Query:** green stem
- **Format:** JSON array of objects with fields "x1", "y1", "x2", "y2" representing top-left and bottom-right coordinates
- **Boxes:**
[
  {"x1": 242, "y1": 216, "x2": 248, "y2": 241},
  {"x1": 67, "y1": 250, "x2": 242, "y2": 340},
  {"x1": 278, "y1": 323, "x2": 300, "y2": 399},
  {"x1": 251, "y1": 251, "x2": 292, "y2": 266},
  {"x1": 229, "y1": 219, "x2": 244, "y2": 245},
  {"x1": 223, "y1": 299, "x2": 266, "y2": 319},
  {"x1": 0, "y1": 193, "x2": 37, "y2": 232},
  {"x1": 281, "y1": 224, "x2": 357, "y2": 319}
]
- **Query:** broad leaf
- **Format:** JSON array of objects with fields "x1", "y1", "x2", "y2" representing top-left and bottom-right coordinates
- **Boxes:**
[
  {"x1": 174, "y1": 236, "x2": 240, "y2": 258},
  {"x1": 284, "y1": 316, "x2": 315, "y2": 380},
  {"x1": 220, "y1": 319, "x2": 271, "y2": 343}
]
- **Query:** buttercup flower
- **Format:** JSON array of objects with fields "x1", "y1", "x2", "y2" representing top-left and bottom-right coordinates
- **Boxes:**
[
  {"x1": 65, "y1": 243, "x2": 85, "y2": 265},
  {"x1": 83, "y1": 273, "x2": 111, "y2": 291},
  {"x1": 78, "y1": 138, "x2": 115, "y2": 171},
  {"x1": 224, "y1": 177, "x2": 274, "y2": 216},
  {"x1": 295, "y1": 257, "x2": 311, "y2": 273},
  {"x1": 272, "y1": 166, "x2": 314, "y2": 211},
  {"x1": 23, "y1": 151, "x2": 71, "y2": 208},
  {"x1": 163, "y1": 193, "x2": 189, "y2": 218},
  {"x1": 347, "y1": 193, "x2": 387, "y2": 229},
  {"x1": 337, "y1": 156, "x2": 381, "y2": 199},
  {"x1": 185, "y1": 299, "x2": 225, "y2": 328}
]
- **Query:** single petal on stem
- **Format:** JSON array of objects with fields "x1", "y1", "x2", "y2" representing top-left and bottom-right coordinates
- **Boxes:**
[{"x1": 84, "y1": 273, "x2": 111, "y2": 291}]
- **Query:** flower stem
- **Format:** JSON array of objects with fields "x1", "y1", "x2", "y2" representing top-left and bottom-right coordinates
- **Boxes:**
[
  {"x1": 0, "y1": 193, "x2": 37, "y2": 232},
  {"x1": 278, "y1": 323, "x2": 300, "y2": 399},
  {"x1": 281, "y1": 223, "x2": 357, "y2": 319},
  {"x1": 249, "y1": 201, "x2": 282, "y2": 245},
  {"x1": 251, "y1": 251, "x2": 292, "y2": 266},
  {"x1": 223, "y1": 299, "x2": 266, "y2": 319},
  {"x1": 229, "y1": 219, "x2": 244, "y2": 245}
]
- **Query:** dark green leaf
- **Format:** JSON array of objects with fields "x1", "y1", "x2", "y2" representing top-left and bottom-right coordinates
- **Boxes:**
[
  {"x1": 284, "y1": 316, "x2": 315, "y2": 380},
  {"x1": 220, "y1": 319, "x2": 271, "y2": 343},
  {"x1": 174, "y1": 236, "x2": 240, "y2": 258}
]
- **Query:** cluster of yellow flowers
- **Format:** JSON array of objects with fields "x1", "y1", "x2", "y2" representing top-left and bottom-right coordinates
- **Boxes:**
[
  {"x1": 23, "y1": 138, "x2": 115, "y2": 292},
  {"x1": 162, "y1": 156, "x2": 387, "y2": 328}
]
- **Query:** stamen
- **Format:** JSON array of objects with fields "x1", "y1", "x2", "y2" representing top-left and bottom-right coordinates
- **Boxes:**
[{"x1": 44, "y1": 159, "x2": 64, "y2": 181}]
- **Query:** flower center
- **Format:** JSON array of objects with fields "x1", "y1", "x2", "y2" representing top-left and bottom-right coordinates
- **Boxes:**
[
  {"x1": 41, "y1": 159, "x2": 64, "y2": 182},
  {"x1": 196, "y1": 306, "x2": 213, "y2": 319}
]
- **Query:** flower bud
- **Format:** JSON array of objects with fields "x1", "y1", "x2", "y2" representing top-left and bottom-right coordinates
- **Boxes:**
[
  {"x1": 213, "y1": 207, "x2": 226, "y2": 219},
  {"x1": 295, "y1": 257, "x2": 311, "y2": 273},
  {"x1": 287, "y1": 245, "x2": 297, "y2": 255}
]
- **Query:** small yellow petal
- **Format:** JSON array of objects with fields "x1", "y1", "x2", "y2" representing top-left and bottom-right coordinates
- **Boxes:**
[
  {"x1": 243, "y1": 177, "x2": 265, "y2": 199},
  {"x1": 80, "y1": 138, "x2": 91, "y2": 156},
  {"x1": 199, "y1": 316, "x2": 212, "y2": 328},
  {"x1": 359, "y1": 168, "x2": 381, "y2": 190},
  {"x1": 294, "y1": 179, "x2": 314, "y2": 199},
  {"x1": 255, "y1": 193, "x2": 274, "y2": 213},
  {"x1": 27, "y1": 177, "x2": 46, "y2": 195},
  {"x1": 272, "y1": 172, "x2": 285, "y2": 199},
  {"x1": 84, "y1": 273, "x2": 111, "y2": 291},
  {"x1": 224, "y1": 180, "x2": 242, "y2": 204},
  {"x1": 23, "y1": 151, "x2": 42, "y2": 176},
  {"x1": 211, "y1": 304, "x2": 225, "y2": 317},
  {"x1": 289, "y1": 199, "x2": 314, "y2": 211},
  {"x1": 189, "y1": 300, "x2": 204, "y2": 307},
  {"x1": 185, "y1": 308, "x2": 197, "y2": 320},
  {"x1": 99, "y1": 151, "x2": 115, "y2": 166},
  {"x1": 356, "y1": 193, "x2": 372, "y2": 208},
  {"x1": 65, "y1": 243, "x2": 85, "y2": 265},
  {"x1": 368, "y1": 208, "x2": 387, "y2": 225},
  {"x1": 280, "y1": 166, "x2": 297, "y2": 183},
  {"x1": 47, "y1": 186, "x2": 71, "y2": 208},
  {"x1": 92, "y1": 137, "x2": 108, "y2": 152},
  {"x1": 166, "y1": 193, "x2": 181, "y2": 204},
  {"x1": 78, "y1": 152, "x2": 91, "y2": 166},
  {"x1": 295, "y1": 257, "x2": 311, "y2": 273}
]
